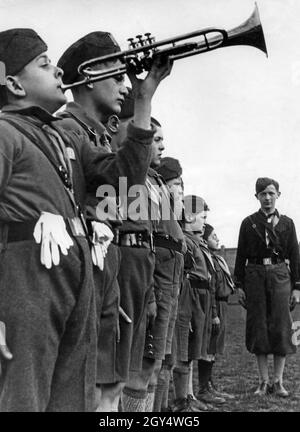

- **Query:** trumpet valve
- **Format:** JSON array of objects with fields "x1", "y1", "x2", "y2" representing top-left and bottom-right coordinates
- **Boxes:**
[
  {"x1": 127, "y1": 37, "x2": 137, "y2": 49},
  {"x1": 136, "y1": 34, "x2": 145, "y2": 46},
  {"x1": 144, "y1": 32, "x2": 152, "y2": 45}
]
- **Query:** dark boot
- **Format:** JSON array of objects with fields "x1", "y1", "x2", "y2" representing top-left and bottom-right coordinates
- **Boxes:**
[
  {"x1": 197, "y1": 360, "x2": 225, "y2": 406},
  {"x1": 208, "y1": 362, "x2": 235, "y2": 400}
]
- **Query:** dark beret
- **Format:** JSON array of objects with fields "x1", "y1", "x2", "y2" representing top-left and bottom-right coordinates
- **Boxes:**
[
  {"x1": 203, "y1": 223, "x2": 214, "y2": 241},
  {"x1": 0, "y1": 28, "x2": 47, "y2": 75},
  {"x1": 255, "y1": 177, "x2": 279, "y2": 194},
  {"x1": 57, "y1": 31, "x2": 120, "y2": 85},
  {"x1": 156, "y1": 157, "x2": 182, "y2": 182},
  {"x1": 184, "y1": 195, "x2": 209, "y2": 215},
  {"x1": 118, "y1": 87, "x2": 134, "y2": 119}
]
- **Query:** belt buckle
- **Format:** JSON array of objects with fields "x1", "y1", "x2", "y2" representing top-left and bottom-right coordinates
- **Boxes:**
[{"x1": 263, "y1": 258, "x2": 272, "y2": 265}]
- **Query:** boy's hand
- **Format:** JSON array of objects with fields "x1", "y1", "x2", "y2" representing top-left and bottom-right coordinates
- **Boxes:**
[
  {"x1": 128, "y1": 55, "x2": 173, "y2": 130},
  {"x1": 290, "y1": 289, "x2": 300, "y2": 311},
  {"x1": 0, "y1": 321, "x2": 13, "y2": 377},
  {"x1": 212, "y1": 316, "x2": 220, "y2": 335},
  {"x1": 147, "y1": 300, "x2": 157, "y2": 330},
  {"x1": 129, "y1": 54, "x2": 173, "y2": 100},
  {"x1": 238, "y1": 288, "x2": 247, "y2": 309}
]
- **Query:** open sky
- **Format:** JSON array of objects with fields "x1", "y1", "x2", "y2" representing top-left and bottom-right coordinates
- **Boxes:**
[{"x1": 1, "y1": 0, "x2": 299, "y2": 247}]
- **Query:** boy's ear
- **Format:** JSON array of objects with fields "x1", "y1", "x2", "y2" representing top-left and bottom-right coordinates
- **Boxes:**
[
  {"x1": 277, "y1": 191, "x2": 281, "y2": 198},
  {"x1": 5, "y1": 75, "x2": 26, "y2": 97},
  {"x1": 184, "y1": 213, "x2": 196, "y2": 223}
]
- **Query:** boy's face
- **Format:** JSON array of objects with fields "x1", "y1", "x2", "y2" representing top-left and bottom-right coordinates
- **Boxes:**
[
  {"x1": 90, "y1": 60, "x2": 128, "y2": 121},
  {"x1": 207, "y1": 230, "x2": 219, "y2": 251},
  {"x1": 256, "y1": 184, "x2": 280, "y2": 213},
  {"x1": 185, "y1": 210, "x2": 207, "y2": 235},
  {"x1": 167, "y1": 176, "x2": 184, "y2": 220},
  {"x1": 150, "y1": 126, "x2": 165, "y2": 168},
  {"x1": 17, "y1": 52, "x2": 66, "y2": 113}
]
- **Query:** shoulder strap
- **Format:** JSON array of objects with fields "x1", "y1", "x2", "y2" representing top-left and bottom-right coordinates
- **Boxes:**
[
  {"x1": 247, "y1": 215, "x2": 266, "y2": 245},
  {"x1": 0, "y1": 117, "x2": 73, "y2": 191},
  {"x1": 59, "y1": 111, "x2": 97, "y2": 144},
  {"x1": 0, "y1": 117, "x2": 82, "y2": 213}
]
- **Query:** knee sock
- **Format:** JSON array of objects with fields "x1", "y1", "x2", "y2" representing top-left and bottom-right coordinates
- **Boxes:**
[
  {"x1": 198, "y1": 360, "x2": 213, "y2": 392},
  {"x1": 208, "y1": 361, "x2": 215, "y2": 385},
  {"x1": 161, "y1": 367, "x2": 172, "y2": 410},
  {"x1": 145, "y1": 384, "x2": 155, "y2": 412},
  {"x1": 173, "y1": 364, "x2": 190, "y2": 400},
  {"x1": 122, "y1": 387, "x2": 147, "y2": 412},
  {"x1": 153, "y1": 365, "x2": 171, "y2": 412}
]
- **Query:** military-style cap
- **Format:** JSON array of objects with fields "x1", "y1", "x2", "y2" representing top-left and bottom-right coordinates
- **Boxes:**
[
  {"x1": 156, "y1": 157, "x2": 182, "y2": 181},
  {"x1": 184, "y1": 194, "x2": 209, "y2": 215},
  {"x1": 203, "y1": 223, "x2": 214, "y2": 241},
  {"x1": 57, "y1": 31, "x2": 121, "y2": 85},
  {"x1": 255, "y1": 177, "x2": 279, "y2": 194},
  {"x1": 0, "y1": 28, "x2": 47, "y2": 76},
  {"x1": 118, "y1": 86, "x2": 134, "y2": 119}
]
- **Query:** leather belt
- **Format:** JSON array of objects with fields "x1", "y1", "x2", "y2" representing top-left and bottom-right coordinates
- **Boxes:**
[
  {"x1": 188, "y1": 278, "x2": 210, "y2": 290},
  {"x1": 247, "y1": 257, "x2": 285, "y2": 265},
  {"x1": 115, "y1": 231, "x2": 154, "y2": 250},
  {"x1": 4, "y1": 217, "x2": 86, "y2": 243},
  {"x1": 153, "y1": 234, "x2": 183, "y2": 253}
]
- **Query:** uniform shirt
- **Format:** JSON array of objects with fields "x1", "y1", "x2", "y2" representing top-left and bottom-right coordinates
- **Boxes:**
[
  {"x1": 0, "y1": 105, "x2": 153, "y2": 225},
  {"x1": 147, "y1": 168, "x2": 184, "y2": 241},
  {"x1": 58, "y1": 103, "x2": 121, "y2": 226},
  {"x1": 211, "y1": 253, "x2": 235, "y2": 300},
  {"x1": 184, "y1": 231, "x2": 211, "y2": 282},
  {"x1": 234, "y1": 210, "x2": 300, "y2": 288},
  {"x1": 58, "y1": 102, "x2": 153, "y2": 235},
  {"x1": 58, "y1": 102, "x2": 112, "y2": 152}
]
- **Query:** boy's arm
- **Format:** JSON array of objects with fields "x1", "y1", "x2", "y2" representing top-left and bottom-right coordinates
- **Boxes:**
[
  {"x1": 234, "y1": 219, "x2": 248, "y2": 290},
  {"x1": 81, "y1": 55, "x2": 173, "y2": 190},
  {"x1": 129, "y1": 54, "x2": 173, "y2": 130},
  {"x1": 287, "y1": 220, "x2": 300, "y2": 290},
  {"x1": 288, "y1": 220, "x2": 300, "y2": 309}
]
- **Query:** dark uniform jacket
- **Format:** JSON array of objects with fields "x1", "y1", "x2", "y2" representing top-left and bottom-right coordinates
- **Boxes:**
[{"x1": 234, "y1": 210, "x2": 300, "y2": 289}]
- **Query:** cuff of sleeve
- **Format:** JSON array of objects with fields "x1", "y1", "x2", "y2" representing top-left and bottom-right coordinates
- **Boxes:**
[
  {"x1": 235, "y1": 281, "x2": 244, "y2": 290},
  {"x1": 127, "y1": 120, "x2": 155, "y2": 144}
]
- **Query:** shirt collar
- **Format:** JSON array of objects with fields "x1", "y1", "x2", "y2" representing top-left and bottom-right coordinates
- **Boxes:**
[
  {"x1": 258, "y1": 208, "x2": 279, "y2": 219},
  {"x1": 2, "y1": 104, "x2": 58, "y2": 124},
  {"x1": 64, "y1": 102, "x2": 108, "y2": 138}
]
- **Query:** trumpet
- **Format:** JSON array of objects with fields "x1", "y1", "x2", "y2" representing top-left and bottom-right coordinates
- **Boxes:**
[{"x1": 62, "y1": 3, "x2": 267, "y2": 91}]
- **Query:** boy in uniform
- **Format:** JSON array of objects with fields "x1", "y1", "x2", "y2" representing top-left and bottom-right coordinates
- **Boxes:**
[
  {"x1": 112, "y1": 99, "x2": 185, "y2": 412},
  {"x1": 234, "y1": 177, "x2": 300, "y2": 397},
  {"x1": 57, "y1": 32, "x2": 127, "y2": 412},
  {"x1": 203, "y1": 223, "x2": 235, "y2": 400},
  {"x1": 171, "y1": 194, "x2": 216, "y2": 411}
]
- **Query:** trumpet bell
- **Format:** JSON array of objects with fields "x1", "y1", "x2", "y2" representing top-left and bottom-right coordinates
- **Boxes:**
[{"x1": 224, "y1": 2, "x2": 268, "y2": 57}]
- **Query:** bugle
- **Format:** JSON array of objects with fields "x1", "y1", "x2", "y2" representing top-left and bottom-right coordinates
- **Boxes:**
[{"x1": 62, "y1": 2, "x2": 267, "y2": 91}]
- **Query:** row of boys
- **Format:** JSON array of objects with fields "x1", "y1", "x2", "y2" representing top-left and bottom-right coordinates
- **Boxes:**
[{"x1": 0, "y1": 27, "x2": 234, "y2": 412}]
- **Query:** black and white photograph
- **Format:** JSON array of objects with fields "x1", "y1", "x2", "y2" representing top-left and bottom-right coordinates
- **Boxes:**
[{"x1": 0, "y1": 0, "x2": 299, "y2": 416}]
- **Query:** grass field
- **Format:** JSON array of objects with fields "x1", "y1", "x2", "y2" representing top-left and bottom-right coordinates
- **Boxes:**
[{"x1": 190, "y1": 300, "x2": 300, "y2": 412}]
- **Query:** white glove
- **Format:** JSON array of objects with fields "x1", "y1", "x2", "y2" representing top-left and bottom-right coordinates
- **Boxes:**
[
  {"x1": 91, "y1": 222, "x2": 114, "y2": 271},
  {"x1": 33, "y1": 212, "x2": 74, "y2": 269}
]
